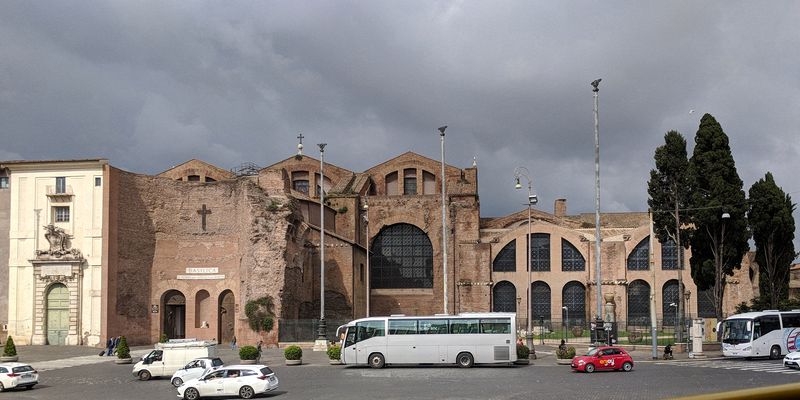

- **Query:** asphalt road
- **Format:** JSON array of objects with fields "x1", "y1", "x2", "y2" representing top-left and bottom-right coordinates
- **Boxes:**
[{"x1": 5, "y1": 356, "x2": 799, "y2": 400}]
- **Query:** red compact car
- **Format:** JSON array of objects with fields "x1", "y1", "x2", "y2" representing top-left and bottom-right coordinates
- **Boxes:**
[{"x1": 571, "y1": 346, "x2": 634, "y2": 373}]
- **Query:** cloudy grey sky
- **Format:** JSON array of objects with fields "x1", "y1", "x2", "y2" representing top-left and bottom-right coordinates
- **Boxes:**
[{"x1": 2, "y1": 1, "x2": 799, "y2": 245}]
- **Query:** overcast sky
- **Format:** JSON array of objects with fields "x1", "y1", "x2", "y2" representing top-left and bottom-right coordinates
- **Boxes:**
[{"x1": 2, "y1": 1, "x2": 799, "y2": 251}]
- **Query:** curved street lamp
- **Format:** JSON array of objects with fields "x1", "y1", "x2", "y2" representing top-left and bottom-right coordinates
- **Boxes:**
[{"x1": 514, "y1": 166, "x2": 538, "y2": 358}]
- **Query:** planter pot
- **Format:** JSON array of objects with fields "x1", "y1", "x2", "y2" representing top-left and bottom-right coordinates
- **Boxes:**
[
  {"x1": 285, "y1": 359, "x2": 302, "y2": 366},
  {"x1": 115, "y1": 358, "x2": 132, "y2": 365},
  {"x1": 513, "y1": 359, "x2": 530, "y2": 365},
  {"x1": 555, "y1": 358, "x2": 573, "y2": 365},
  {"x1": 239, "y1": 359, "x2": 257, "y2": 365},
  {"x1": 0, "y1": 355, "x2": 18, "y2": 362},
  {"x1": 329, "y1": 359, "x2": 342, "y2": 365}
]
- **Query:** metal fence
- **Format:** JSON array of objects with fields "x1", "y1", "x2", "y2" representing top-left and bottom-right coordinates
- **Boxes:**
[
  {"x1": 278, "y1": 319, "x2": 350, "y2": 343},
  {"x1": 517, "y1": 317, "x2": 701, "y2": 346}
]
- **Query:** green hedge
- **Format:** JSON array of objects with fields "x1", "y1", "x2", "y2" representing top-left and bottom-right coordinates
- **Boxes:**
[
  {"x1": 239, "y1": 345, "x2": 259, "y2": 360},
  {"x1": 516, "y1": 343, "x2": 530, "y2": 359},
  {"x1": 327, "y1": 344, "x2": 341, "y2": 360},
  {"x1": 3, "y1": 336, "x2": 16, "y2": 357}
]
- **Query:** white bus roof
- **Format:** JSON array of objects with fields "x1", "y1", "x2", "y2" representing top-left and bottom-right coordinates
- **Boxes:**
[
  {"x1": 343, "y1": 312, "x2": 516, "y2": 326},
  {"x1": 724, "y1": 310, "x2": 799, "y2": 320}
]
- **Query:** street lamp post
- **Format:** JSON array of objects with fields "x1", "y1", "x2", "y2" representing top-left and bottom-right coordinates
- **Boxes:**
[
  {"x1": 563, "y1": 306, "x2": 569, "y2": 342},
  {"x1": 363, "y1": 200, "x2": 370, "y2": 317},
  {"x1": 514, "y1": 167, "x2": 538, "y2": 358},
  {"x1": 669, "y1": 302, "x2": 678, "y2": 338},
  {"x1": 438, "y1": 126, "x2": 449, "y2": 315},
  {"x1": 314, "y1": 143, "x2": 329, "y2": 351}
]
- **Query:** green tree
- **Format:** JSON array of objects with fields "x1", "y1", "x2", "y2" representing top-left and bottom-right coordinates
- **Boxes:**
[
  {"x1": 647, "y1": 130, "x2": 691, "y2": 341},
  {"x1": 748, "y1": 172, "x2": 796, "y2": 308},
  {"x1": 686, "y1": 113, "x2": 750, "y2": 321}
]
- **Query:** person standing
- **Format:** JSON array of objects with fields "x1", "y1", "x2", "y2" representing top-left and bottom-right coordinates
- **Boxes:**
[{"x1": 231, "y1": 336, "x2": 237, "y2": 351}]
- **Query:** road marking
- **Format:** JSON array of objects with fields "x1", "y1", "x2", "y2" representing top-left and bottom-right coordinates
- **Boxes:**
[{"x1": 655, "y1": 359, "x2": 800, "y2": 374}]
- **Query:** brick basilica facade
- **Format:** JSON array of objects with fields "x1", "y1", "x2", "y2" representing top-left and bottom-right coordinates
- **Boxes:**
[{"x1": 0, "y1": 153, "x2": 757, "y2": 346}]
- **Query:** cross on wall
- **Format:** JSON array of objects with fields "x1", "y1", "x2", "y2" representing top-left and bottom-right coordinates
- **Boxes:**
[{"x1": 197, "y1": 204, "x2": 212, "y2": 231}]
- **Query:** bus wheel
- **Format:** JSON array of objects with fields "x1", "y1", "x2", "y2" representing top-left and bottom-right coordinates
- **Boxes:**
[
  {"x1": 770, "y1": 345, "x2": 781, "y2": 360},
  {"x1": 457, "y1": 352, "x2": 474, "y2": 368},
  {"x1": 369, "y1": 353, "x2": 385, "y2": 369}
]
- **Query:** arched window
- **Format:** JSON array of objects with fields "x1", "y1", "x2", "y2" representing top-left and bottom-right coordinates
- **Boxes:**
[
  {"x1": 561, "y1": 239, "x2": 585, "y2": 271},
  {"x1": 697, "y1": 287, "x2": 715, "y2": 318},
  {"x1": 493, "y1": 281, "x2": 516, "y2": 312},
  {"x1": 403, "y1": 168, "x2": 417, "y2": 195},
  {"x1": 562, "y1": 281, "x2": 586, "y2": 326},
  {"x1": 627, "y1": 280, "x2": 650, "y2": 326},
  {"x1": 529, "y1": 233, "x2": 550, "y2": 271},
  {"x1": 661, "y1": 239, "x2": 679, "y2": 270},
  {"x1": 627, "y1": 237, "x2": 649, "y2": 270},
  {"x1": 291, "y1": 171, "x2": 309, "y2": 194},
  {"x1": 492, "y1": 240, "x2": 516, "y2": 272},
  {"x1": 531, "y1": 281, "x2": 551, "y2": 322},
  {"x1": 662, "y1": 280, "x2": 680, "y2": 326},
  {"x1": 371, "y1": 223, "x2": 433, "y2": 288}
]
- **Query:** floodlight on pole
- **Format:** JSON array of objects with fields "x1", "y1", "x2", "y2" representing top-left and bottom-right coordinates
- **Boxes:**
[
  {"x1": 514, "y1": 166, "x2": 537, "y2": 359},
  {"x1": 363, "y1": 200, "x2": 370, "y2": 317},
  {"x1": 439, "y1": 125, "x2": 449, "y2": 315},
  {"x1": 314, "y1": 143, "x2": 329, "y2": 351},
  {"x1": 591, "y1": 78, "x2": 604, "y2": 343}
]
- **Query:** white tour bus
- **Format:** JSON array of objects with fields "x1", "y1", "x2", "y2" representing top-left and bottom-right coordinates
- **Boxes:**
[
  {"x1": 338, "y1": 312, "x2": 517, "y2": 368},
  {"x1": 719, "y1": 310, "x2": 800, "y2": 358}
]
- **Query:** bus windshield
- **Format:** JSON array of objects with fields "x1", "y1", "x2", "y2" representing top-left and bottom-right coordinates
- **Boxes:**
[{"x1": 722, "y1": 319, "x2": 752, "y2": 345}]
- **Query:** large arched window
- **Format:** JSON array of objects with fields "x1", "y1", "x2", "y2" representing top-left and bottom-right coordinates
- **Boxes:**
[
  {"x1": 370, "y1": 223, "x2": 433, "y2": 288},
  {"x1": 562, "y1": 281, "x2": 586, "y2": 325},
  {"x1": 531, "y1": 281, "x2": 551, "y2": 322},
  {"x1": 627, "y1": 280, "x2": 650, "y2": 326},
  {"x1": 561, "y1": 239, "x2": 585, "y2": 271},
  {"x1": 493, "y1": 240, "x2": 516, "y2": 272},
  {"x1": 662, "y1": 280, "x2": 680, "y2": 326},
  {"x1": 529, "y1": 233, "x2": 550, "y2": 271},
  {"x1": 493, "y1": 281, "x2": 517, "y2": 312},
  {"x1": 627, "y1": 237, "x2": 649, "y2": 270},
  {"x1": 661, "y1": 239, "x2": 679, "y2": 270},
  {"x1": 697, "y1": 287, "x2": 715, "y2": 318}
]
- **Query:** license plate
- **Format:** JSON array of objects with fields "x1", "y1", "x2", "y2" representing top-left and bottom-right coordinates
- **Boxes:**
[
  {"x1": 269, "y1": 376, "x2": 276, "y2": 382},
  {"x1": 22, "y1": 373, "x2": 32, "y2": 378}
]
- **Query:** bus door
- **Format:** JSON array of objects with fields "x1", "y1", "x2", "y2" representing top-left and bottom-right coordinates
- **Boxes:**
[{"x1": 342, "y1": 327, "x2": 358, "y2": 364}]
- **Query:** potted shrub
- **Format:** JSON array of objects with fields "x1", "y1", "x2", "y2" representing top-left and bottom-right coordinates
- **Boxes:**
[
  {"x1": 327, "y1": 344, "x2": 342, "y2": 365},
  {"x1": 239, "y1": 345, "x2": 259, "y2": 365},
  {"x1": 1, "y1": 336, "x2": 18, "y2": 362},
  {"x1": 284, "y1": 345, "x2": 303, "y2": 366},
  {"x1": 115, "y1": 336, "x2": 132, "y2": 364},
  {"x1": 514, "y1": 343, "x2": 530, "y2": 365},
  {"x1": 555, "y1": 346, "x2": 576, "y2": 365}
]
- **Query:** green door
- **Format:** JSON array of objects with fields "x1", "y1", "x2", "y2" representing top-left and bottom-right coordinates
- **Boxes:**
[{"x1": 46, "y1": 283, "x2": 70, "y2": 345}]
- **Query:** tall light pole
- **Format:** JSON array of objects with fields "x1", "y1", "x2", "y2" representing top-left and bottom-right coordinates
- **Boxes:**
[
  {"x1": 439, "y1": 125, "x2": 449, "y2": 315},
  {"x1": 514, "y1": 166, "x2": 537, "y2": 357},
  {"x1": 675, "y1": 199, "x2": 685, "y2": 344},
  {"x1": 562, "y1": 306, "x2": 569, "y2": 342},
  {"x1": 363, "y1": 199, "x2": 370, "y2": 317},
  {"x1": 591, "y1": 78, "x2": 603, "y2": 337},
  {"x1": 649, "y1": 209, "x2": 658, "y2": 359},
  {"x1": 314, "y1": 143, "x2": 329, "y2": 351}
]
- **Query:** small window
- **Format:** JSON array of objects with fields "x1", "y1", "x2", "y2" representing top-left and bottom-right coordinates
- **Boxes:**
[
  {"x1": 292, "y1": 171, "x2": 309, "y2": 194},
  {"x1": 0, "y1": 177, "x2": 8, "y2": 189},
  {"x1": 449, "y1": 319, "x2": 479, "y2": 334},
  {"x1": 205, "y1": 177, "x2": 216, "y2": 183},
  {"x1": 385, "y1": 172, "x2": 398, "y2": 195},
  {"x1": 480, "y1": 318, "x2": 511, "y2": 334},
  {"x1": 55, "y1": 177, "x2": 66, "y2": 193},
  {"x1": 54, "y1": 206, "x2": 70, "y2": 222},
  {"x1": 418, "y1": 319, "x2": 448, "y2": 334},
  {"x1": 403, "y1": 168, "x2": 417, "y2": 195},
  {"x1": 388, "y1": 320, "x2": 418, "y2": 335},
  {"x1": 95, "y1": 177, "x2": 102, "y2": 187},
  {"x1": 187, "y1": 175, "x2": 201, "y2": 182}
]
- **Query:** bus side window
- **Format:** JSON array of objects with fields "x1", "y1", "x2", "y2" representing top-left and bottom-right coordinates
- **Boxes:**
[{"x1": 761, "y1": 315, "x2": 781, "y2": 336}]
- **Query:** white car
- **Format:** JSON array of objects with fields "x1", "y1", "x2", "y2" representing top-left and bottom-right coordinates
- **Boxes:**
[
  {"x1": 171, "y1": 357, "x2": 224, "y2": 387},
  {"x1": 0, "y1": 362, "x2": 38, "y2": 392},
  {"x1": 177, "y1": 365, "x2": 279, "y2": 400},
  {"x1": 784, "y1": 351, "x2": 800, "y2": 369}
]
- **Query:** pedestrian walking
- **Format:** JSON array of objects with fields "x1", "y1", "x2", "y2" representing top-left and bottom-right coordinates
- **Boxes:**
[
  {"x1": 231, "y1": 335, "x2": 237, "y2": 351},
  {"x1": 256, "y1": 340, "x2": 263, "y2": 363},
  {"x1": 106, "y1": 336, "x2": 114, "y2": 356},
  {"x1": 112, "y1": 336, "x2": 121, "y2": 356}
]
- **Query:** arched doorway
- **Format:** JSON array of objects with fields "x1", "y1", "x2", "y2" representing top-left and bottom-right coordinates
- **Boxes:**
[
  {"x1": 46, "y1": 283, "x2": 69, "y2": 345},
  {"x1": 162, "y1": 290, "x2": 186, "y2": 339},
  {"x1": 218, "y1": 290, "x2": 235, "y2": 344}
]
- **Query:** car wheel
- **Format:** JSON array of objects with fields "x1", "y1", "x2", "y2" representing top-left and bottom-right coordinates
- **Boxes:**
[
  {"x1": 172, "y1": 377, "x2": 183, "y2": 387},
  {"x1": 585, "y1": 364, "x2": 595, "y2": 373},
  {"x1": 138, "y1": 370, "x2": 152, "y2": 381},
  {"x1": 369, "y1": 353, "x2": 385, "y2": 369},
  {"x1": 770, "y1": 346, "x2": 781, "y2": 360},
  {"x1": 0, "y1": 382, "x2": 4, "y2": 392},
  {"x1": 622, "y1": 362, "x2": 633, "y2": 372},
  {"x1": 239, "y1": 385, "x2": 255, "y2": 399},
  {"x1": 184, "y1": 387, "x2": 200, "y2": 400},
  {"x1": 457, "y1": 352, "x2": 474, "y2": 368}
]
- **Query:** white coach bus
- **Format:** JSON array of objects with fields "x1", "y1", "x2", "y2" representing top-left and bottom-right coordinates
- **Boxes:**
[
  {"x1": 719, "y1": 310, "x2": 800, "y2": 358},
  {"x1": 338, "y1": 312, "x2": 517, "y2": 368}
]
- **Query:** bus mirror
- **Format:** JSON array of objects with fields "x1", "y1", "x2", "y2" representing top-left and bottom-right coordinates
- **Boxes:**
[
  {"x1": 712, "y1": 327, "x2": 716, "y2": 333},
  {"x1": 746, "y1": 321, "x2": 752, "y2": 331}
]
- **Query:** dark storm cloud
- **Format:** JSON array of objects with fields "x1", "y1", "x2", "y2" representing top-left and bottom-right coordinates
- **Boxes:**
[{"x1": 2, "y1": 1, "x2": 799, "y2": 248}]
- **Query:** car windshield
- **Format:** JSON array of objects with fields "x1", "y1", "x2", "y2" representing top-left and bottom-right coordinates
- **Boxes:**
[
  {"x1": 722, "y1": 319, "x2": 752, "y2": 345},
  {"x1": 585, "y1": 348, "x2": 599, "y2": 356},
  {"x1": 211, "y1": 358, "x2": 223, "y2": 367},
  {"x1": 12, "y1": 365, "x2": 34, "y2": 373}
]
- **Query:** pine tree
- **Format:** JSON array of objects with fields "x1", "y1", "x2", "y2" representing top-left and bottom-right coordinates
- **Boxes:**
[
  {"x1": 748, "y1": 172, "x2": 796, "y2": 308},
  {"x1": 686, "y1": 114, "x2": 750, "y2": 321}
]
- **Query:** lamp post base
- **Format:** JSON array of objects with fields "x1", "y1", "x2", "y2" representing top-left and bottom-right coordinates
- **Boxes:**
[{"x1": 313, "y1": 339, "x2": 329, "y2": 352}]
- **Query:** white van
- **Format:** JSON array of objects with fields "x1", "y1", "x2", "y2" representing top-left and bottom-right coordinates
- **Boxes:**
[
  {"x1": 132, "y1": 339, "x2": 217, "y2": 381},
  {"x1": 170, "y1": 356, "x2": 224, "y2": 387}
]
